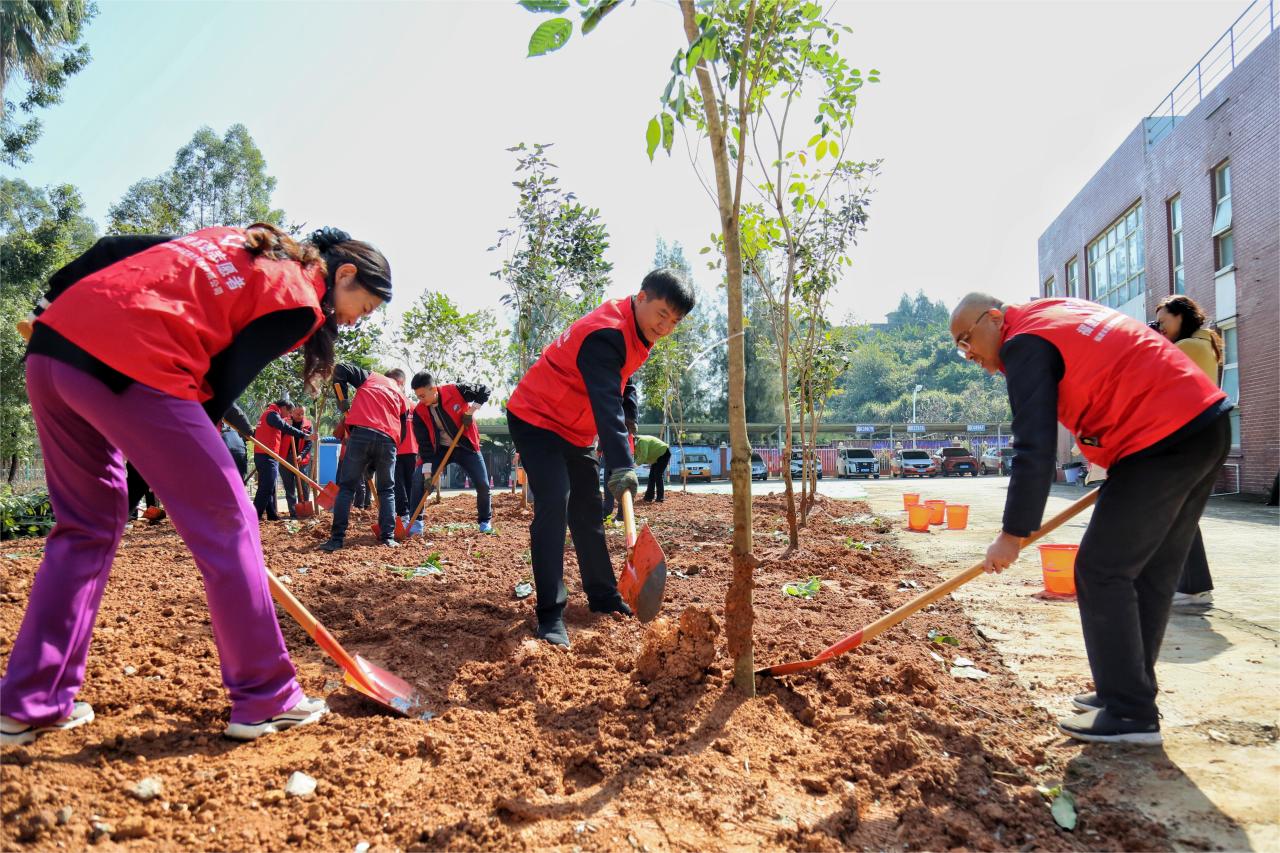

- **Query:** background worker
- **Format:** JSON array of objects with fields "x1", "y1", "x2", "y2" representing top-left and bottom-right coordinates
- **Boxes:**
[
  {"x1": 1154, "y1": 294, "x2": 1225, "y2": 609},
  {"x1": 409, "y1": 371, "x2": 490, "y2": 536},
  {"x1": 252, "y1": 399, "x2": 309, "y2": 521},
  {"x1": 319, "y1": 366, "x2": 408, "y2": 551},
  {"x1": 636, "y1": 432, "x2": 672, "y2": 503},
  {"x1": 505, "y1": 269, "x2": 695, "y2": 647},
  {"x1": 393, "y1": 386, "x2": 420, "y2": 529},
  {"x1": 0, "y1": 224, "x2": 391, "y2": 745},
  {"x1": 951, "y1": 292, "x2": 1229, "y2": 746},
  {"x1": 280, "y1": 404, "x2": 314, "y2": 519}
]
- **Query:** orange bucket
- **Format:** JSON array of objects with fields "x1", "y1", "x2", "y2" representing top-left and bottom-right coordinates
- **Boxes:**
[
  {"x1": 925, "y1": 499, "x2": 946, "y2": 525},
  {"x1": 906, "y1": 503, "x2": 931, "y2": 532},
  {"x1": 903, "y1": 493, "x2": 920, "y2": 509},
  {"x1": 945, "y1": 504, "x2": 969, "y2": 529},
  {"x1": 1038, "y1": 544, "x2": 1078, "y2": 595}
]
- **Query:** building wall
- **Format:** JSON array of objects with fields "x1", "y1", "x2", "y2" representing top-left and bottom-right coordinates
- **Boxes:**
[{"x1": 1038, "y1": 31, "x2": 1279, "y2": 496}]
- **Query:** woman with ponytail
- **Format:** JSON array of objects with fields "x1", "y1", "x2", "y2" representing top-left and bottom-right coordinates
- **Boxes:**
[
  {"x1": 1, "y1": 224, "x2": 392, "y2": 744},
  {"x1": 1154, "y1": 294, "x2": 1225, "y2": 608}
]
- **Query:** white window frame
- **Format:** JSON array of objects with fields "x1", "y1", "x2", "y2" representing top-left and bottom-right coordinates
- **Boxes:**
[
  {"x1": 1066, "y1": 257, "x2": 1078, "y2": 298},
  {"x1": 1168, "y1": 195, "x2": 1184, "y2": 294},
  {"x1": 1087, "y1": 202, "x2": 1145, "y2": 308},
  {"x1": 1213, "y1": 161, "x2": 1234, "y2": 274},
  {"x1": 1044, "y1": 275, "x2": 1057, "y2": 298},
  {"x1": 1219, "y1": 320, "x2": 1240, "y2": 451}
]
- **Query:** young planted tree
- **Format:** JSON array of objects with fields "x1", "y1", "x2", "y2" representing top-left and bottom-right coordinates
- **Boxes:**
[
  {"x1": 520, "y1": 0, "x2": 879, "y2": 693},
  {"x1": 489, "y1": 142, "x2": 612, "y2": 381},
  {"x1": 392, "y1": 290, "x2": 510, "y2": 394}
]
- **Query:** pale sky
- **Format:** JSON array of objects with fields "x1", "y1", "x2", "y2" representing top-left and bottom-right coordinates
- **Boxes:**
[{"x1": 12, "y1": 0, "x2": 1253, "y2": 325}]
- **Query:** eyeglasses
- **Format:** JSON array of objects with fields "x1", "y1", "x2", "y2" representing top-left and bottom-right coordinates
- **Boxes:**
[{"x1": 954, "y1": 312, "x2": 989, "y2": 359}]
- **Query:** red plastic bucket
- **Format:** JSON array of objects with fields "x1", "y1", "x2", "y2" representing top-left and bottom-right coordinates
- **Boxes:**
[
  {"x1": 945, "y1": 504, "x2": 969, "y2": 529},
  {"x1": 1038, "y1": 544, "x2": 1078, "y2": 595},
  {"x1": 906, "y1": 503, "x2": 931, "y2": 532},
  {"x1": 903, "y1": 493, "x2": 921, "y2": 509},
  {"x1": 925, "y1": 499, "x2": 946, "y2": 525}
]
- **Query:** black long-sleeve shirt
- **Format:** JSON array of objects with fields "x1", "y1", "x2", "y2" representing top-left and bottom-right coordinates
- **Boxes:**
[
  {"x1": 577, "y1": 321, "x2": 647, "y2": 473},
  {"x1": 413, "y1": 383, "x2": 490, "y2": 461},
  {"x1": 332, "y1": 363, "x2": 407, "y2": 442},
  {"x1": 26, "y1": 235, "x2": 317, "y2": 430},
  {"x1": 1000, "y1": 335, "x2": 1064, "y2": 537},
  {"x1": 265, "y1": 410, "x2": 307, "y2": 440}
]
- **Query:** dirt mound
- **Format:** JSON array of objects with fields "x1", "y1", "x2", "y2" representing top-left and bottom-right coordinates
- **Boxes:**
[
  {"x1": 0, "y1": 490, "x2": 1166, "y2": 850},
  {"x1": 635, "y1": 606, "x2": 720, "y2": 683}
]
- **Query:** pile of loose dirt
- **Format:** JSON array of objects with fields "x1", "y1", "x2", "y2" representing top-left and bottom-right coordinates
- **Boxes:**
[
  {"x1": 0, "y1": 491, "x2": 1165, "y2": 851},
  {"x1": 634, "y1": 606, "x2": 720, "y2": 683}
]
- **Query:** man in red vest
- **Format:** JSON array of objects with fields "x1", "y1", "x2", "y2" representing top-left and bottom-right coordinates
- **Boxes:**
[
  {"x1": 505, "y1": 270, "x2": 695, "y2": 646},
  {"x1": 252, "y1": 399, "x2": 310, "y2": 521},
  {"x1": 319, "y1": 366, "x2": 409, "y2": 551},
  {"x1": 951, "y1": 293, "x2": 1230, "y2": 745},
  {"x1": 281, "y1": 404, "x2": 313, "y2": 519},
  {"x1": 409, "y1": 372, "x2": 491, "y2": 536},
  {"x1": 392, "y1": 387, "x2": 420, "y2": 528}
]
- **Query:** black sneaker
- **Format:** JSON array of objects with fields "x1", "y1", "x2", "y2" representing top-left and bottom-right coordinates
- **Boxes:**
[
  {"x1": 1057, "y1": 708, "x2": 1162, "y2": 745},
  {"x1": 318, "y1": 539, "x2": 343, "y2": 552},
  {"x1": 537, "y1": 618, "x2": 570, "y2": 648},
  {"x1": 1072, "y1": 692, "x2": 1102, "y2": 712},
  {"x1": 589, "y1": 597, "x2": 633, "y2": 617}
]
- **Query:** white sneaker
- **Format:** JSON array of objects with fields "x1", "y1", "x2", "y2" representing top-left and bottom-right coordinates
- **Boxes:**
[
  {"x1": 0, "y1": 701, "x2": 95, "y2": 746},
  {"x1": 1172, "y1": 591, "x2": 1213, "y2": 609},
  {"x1": 223, "y1": 696, "x2": 328, "y2": 741}
]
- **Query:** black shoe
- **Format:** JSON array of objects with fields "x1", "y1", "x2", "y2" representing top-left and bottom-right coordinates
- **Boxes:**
[
  {"x1": 381, "y1": 538, "x2": 400, "y2": 548},
  {"x1": 267, "y1": 514, "x2": 281, "y2": 522},
  {"x1": 318, "y1": 539, "x2": 343, "y2": 552},
  {"x1": 1072, "y1": 692, "x2": 1102, "y2": 712},
  {"x1": 1057, "y1": 708, "x2": 1162, "y2": 745},
  {"x1": 537, "y1": 618, "x2": 570, "y2": 648},
  {"x1": 589, "y1": 597, "x2": 633, "y2": 617}
]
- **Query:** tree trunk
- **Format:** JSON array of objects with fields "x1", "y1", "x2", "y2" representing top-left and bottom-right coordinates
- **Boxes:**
[
  {"x1": 680, "y1": 0, "x2": 757, "y2": 696},
  {"x1": 7, "y1": 454, "x2": 18, "y2": 485},
  {"x1": 779, "y1": 253, "x2": 799, "y2": 548}
]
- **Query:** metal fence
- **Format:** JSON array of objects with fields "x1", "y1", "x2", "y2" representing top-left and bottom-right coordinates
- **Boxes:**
[{"x1": 1146, "y1": 0, "x2": 1276, "y2": 148}]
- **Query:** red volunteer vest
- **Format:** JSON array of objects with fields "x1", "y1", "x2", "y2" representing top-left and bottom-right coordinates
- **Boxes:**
[
  {"x1": 345, "y1": 374, "x2": 407, "y2": 442},
  {"x1": 35, "y1": 227, "x2": 326, "y2": 402},
  {"x1": 253, "y1": 405, "x2": 288, "y2": 457},
  {"x1": 414, "y1": 385, "x2": 481, "y2": 453},
  {"x1": 1001, "y1": 298, "x2": 1226, "y2": 468},
  {"x1": 506, "y1": 298, "x2": 651, "y2": 447},
  {"x1": 288, "y1": 417, "x2": 313, "y2": 464},
  {"x1": 395, "y1": 405, "x2": 418, "y2": 456}
]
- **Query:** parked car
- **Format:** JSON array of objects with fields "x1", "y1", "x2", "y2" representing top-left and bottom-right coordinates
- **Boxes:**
[
  {"x1": 750, "y1": 452, "x2": 768, "y2": 481},
  {"x1": 678, "y1": 452, "x2": 713, "y2": 481},
  {"x1": 789, "y1": 450, "x2": 823, "y2": 479},
  {"x1": 837, "y1": 447, "x2": 880, "y2": 479},
  {"x1": 890, "y1": 449, "x2": 938, "y2": 478},
  {"x1": 980, "y1": 446, "x2": 1016, "y2": 475},
  {"x1": 932, "y1": 446, "x2": 980, "y2": 477}
]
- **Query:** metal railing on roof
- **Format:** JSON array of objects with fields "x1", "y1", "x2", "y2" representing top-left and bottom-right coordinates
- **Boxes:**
[{"x1": 1145, "y1": 0, "x2": 1276, "y2": 148}]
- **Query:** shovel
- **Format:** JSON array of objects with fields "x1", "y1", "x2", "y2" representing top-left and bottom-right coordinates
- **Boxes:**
[
  {"x1": 369, "y1": 478, "x2": 408, "y2": 541},
  {"x1": 265, "y1": 569, "x2": 430, "y2": 718},
  {"x1": 229, "y1": 423, "x2": 335, "y2": 511},
  {"x1": 755, "y1": 489, "x2": 1099, "y2": 678},
  {"x1": 288, "y1": 446, "x2": 314, "y2": 519},
  {"x1": 399, "y1": 406, "x2": 473, "y2": 540},
  {"x1": 617, "y1": 490, "x2": 668, "y2": 623}
]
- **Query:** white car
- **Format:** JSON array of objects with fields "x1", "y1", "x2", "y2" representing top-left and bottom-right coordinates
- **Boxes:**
[
  {"x1": 750, "y1": 453, "x2": 768, "y2": 481},
  {"x1": 679, "y1": 452, "x2": 713, "y2": 481}
]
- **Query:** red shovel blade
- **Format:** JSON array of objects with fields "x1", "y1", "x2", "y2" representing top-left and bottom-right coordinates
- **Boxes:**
[
  {"x1": 316, "y1": 482, "x2": 338, "y2": 510},
  {"x1": 369, "y1": 516, "x2": 407, "y2": 541},
  {"x1": 295, "y1": 501, "x2": 315, "y2": 519},
  {"x1": 343, "y1": 654, "x2": 432, "y2": 718},
  {"x1": 618, "y1": 523, "x2": 667, "y2": 623}
]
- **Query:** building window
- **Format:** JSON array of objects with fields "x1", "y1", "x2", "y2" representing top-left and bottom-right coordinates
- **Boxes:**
[
  {"x1": 1087, "y1": 202, "x2": 1145, "y2": 308},
  {"x1": 1213, "y1": 161, "x2": 1233, "y2": 272},
  {"x1": 1044, "y1": 276, "x2": 1057, "y2": 298},
  {"x1": 1220, "y1": 321, "x2": 1240, "y2": 449},
  {"x1": 1066, "y1": 257, "x2": 1078, "y2": 298},
  {"x1": 1168, "y1": 195, "x2": 1184, "y2": 294}
]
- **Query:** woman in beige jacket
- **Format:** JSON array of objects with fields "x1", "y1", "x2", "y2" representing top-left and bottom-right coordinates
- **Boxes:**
[{"x1": 1155, "y1": 295, "x2": 1225, "y2": 607}]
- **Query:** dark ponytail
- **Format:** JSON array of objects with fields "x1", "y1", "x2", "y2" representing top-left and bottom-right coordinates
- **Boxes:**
[{"x1": 1157, "y1": 294, "x2": 1224, "y2": 366}]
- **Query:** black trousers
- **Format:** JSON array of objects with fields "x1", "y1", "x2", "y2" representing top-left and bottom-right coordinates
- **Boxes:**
[
  {"x1": 394, "y1": 453, "x2": 419, "y2": 518},
  {"x1": 507, "y1": 411, "x2": 620, "y2": 622},
  {"x1": 252, "y1": 453, "x2": 280, "y2": 520},
  {"x1": 1075, "y1": 412, "x2": 1231, "y2": 721},
  {"x1": 280, "y1": 466, "x2": 311, "y2": 516},
  {"x1": 644, "y1": 449, "x2": 672, "y2": 501},
  {"x1": 125, "y1": 463, "x2": 158, "y2": 513},
  {"x1": 429, "y1": 445, "x2": 492, "y2": 524},
  {"x1": 1175, "y1": 527, "x2": 1213, "y2": 594},
  {"x1": 330, "y1": 427, "x2": 396, "y2": 541}
]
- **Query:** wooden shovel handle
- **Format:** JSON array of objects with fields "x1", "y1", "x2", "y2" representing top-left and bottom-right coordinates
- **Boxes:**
[
  {"x1": 265, "y1": 570, "x2": 362, "y2": 676},
  {"x1": 227, "y1": 423, "x2": 322, "y2": 491},
  {"x1": 619, "y1": 489, "x2": 637, "y2": 549}
]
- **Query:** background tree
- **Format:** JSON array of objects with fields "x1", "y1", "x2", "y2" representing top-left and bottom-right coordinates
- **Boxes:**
[
  {"x1": 1, "y1": 0, "x2": 94, "y2": 166},
  {"x1": 392, "y1": 290, "x2": 510, "y2": 396},
  {"x1": 490, "y1": 142, "x2": 612, "y2": 381},
  {"x1": 0, "y1": 178, "x2": 97, "y2": 483},
  {"x1": 107, "y1": 124, "x2": 287, "y2": 235}
]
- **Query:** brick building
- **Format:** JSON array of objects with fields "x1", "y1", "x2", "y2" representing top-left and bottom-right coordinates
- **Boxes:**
[{"x1": 1037, "y1": 7, "x2": 1278, "y2": 498}]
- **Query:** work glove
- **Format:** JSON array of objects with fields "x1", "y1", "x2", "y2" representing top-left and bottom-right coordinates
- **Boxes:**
[
  {"x1": 460, "y1": 404, "x2": 476, "y2": 426},
  {"x1": 420, "y1": 462, "x2": 433, "y2": 477},
  {"x1": 607, "y1": 467, "x2": 639, "y2": 502}
]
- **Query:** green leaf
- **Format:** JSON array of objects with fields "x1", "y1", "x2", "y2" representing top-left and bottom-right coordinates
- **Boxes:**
[
  {"x1": 528, "y1": 18, "x2": 572, "y2": 56},
  {"x1": 829, "y1": 141, "x2": 840, "y2": 158},
  {"x1": 645, "y1": 116, "x2": 661, "y2": 161},
  {"x1": 699, "y1": 246, "x2": 711, "y2": 254},
  {"x1": 816, "y1": 139, "x2": 829, "y2": 160},
  {"x1": 1050, "y1": 790, "x2": 1077, "y2": 831},
  {"x1": 685, "y1": 41, "x2": 704, "y2": 75},
  {"x1": 660, "y1": 113, "x2": 675, "y2": 154},
  {"x1": 519, "y1": 0, "x2": 570, "y2": 12},
  {"x1": 927, "y1": 628, "x2": 960, "y2": 646},
  {"x1": 807, "y1": 133, "x2": 823, "y2": 147},
  {"x1": 581, "y1": 0, "x2": 621, "y2": 35},
  {"x1": 782, "y1": 576, "x2": 822, "y2": 599}
]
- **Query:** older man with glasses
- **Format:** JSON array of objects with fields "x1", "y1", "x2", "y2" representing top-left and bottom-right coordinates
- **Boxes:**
[{"x1": 949, "y1": 292, "x2": 1231, "y2": 745}]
